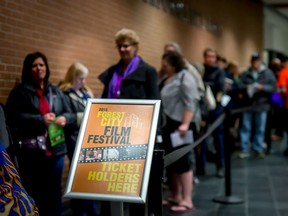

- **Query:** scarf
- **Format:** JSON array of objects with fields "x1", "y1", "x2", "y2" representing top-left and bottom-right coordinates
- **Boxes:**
[
  {"x1": 35, "y1": 88, "x2": 50, "y2": 115},
  {"x1": 35, "y1": 87, "x2": 53, "y2": 156},
  {"x1": 107, "y1": 56, "x2": 141, "y2": 98}
]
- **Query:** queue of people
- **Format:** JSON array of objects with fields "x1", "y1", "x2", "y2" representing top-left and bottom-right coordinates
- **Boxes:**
[{"x1": 2, "y1": 27, "x2": 285, "y2": 215}]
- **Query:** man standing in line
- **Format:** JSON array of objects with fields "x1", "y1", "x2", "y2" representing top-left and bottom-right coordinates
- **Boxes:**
[
  {"x1": 238, "y1": 52, "x2": 276, "y2": 159},
  {"x1": 202, "y1": 48, "x2": 226, "y2": 177}
]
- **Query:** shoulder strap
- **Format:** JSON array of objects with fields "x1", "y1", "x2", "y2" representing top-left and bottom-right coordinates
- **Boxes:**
[
  {"x1": 180, "y1": 71, "x2": 185, "y2": 85},
  {"x1": 49, "y1": 87, "x2": 53, "y2": 111}
]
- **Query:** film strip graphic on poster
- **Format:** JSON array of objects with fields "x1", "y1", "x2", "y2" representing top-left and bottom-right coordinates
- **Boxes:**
[{"x1": 78, "y1": 144, "x2": 148, "y2": 163}]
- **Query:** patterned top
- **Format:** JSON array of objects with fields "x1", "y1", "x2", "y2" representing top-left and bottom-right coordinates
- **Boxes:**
[
  {"x1": 0, "y1": 143, "x2": 37, "y2": 216},
  {"x1": 161, "y1": 69, "x2": 200, "y2": 123}
]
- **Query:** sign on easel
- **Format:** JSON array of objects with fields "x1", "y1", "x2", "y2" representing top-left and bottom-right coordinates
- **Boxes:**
[{"x1": 64, "y1": 99, "x2": 161, "y2": 203}]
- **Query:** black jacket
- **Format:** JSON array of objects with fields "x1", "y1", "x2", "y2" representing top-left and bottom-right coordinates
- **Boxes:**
[
  {"x1": 6, "y1": 83, "x2": 74, "y2": 153},
  {"x1": 203, "y1": 64, "x2": 225, "y2": 98},
  {"x1": 98, "y1": 58, "x2": 160, "y2": 100},
  {"x1": 62, "y1": 88, "x2": 91, "y2": 160}
]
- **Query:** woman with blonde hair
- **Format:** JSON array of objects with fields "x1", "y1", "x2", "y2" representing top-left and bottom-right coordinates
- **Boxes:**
[
  {"x1": 59, "y1": 62, "x2": 97, "y2": 216},
  {"x1": 59, "y1": 62, "x2": 93, "y2": 161},
  {"x1": 60, "y1": 63, "x2": 93, "y2": 99},
  {"x1": 98, "y1": 28, "x2": 159, "y2": 100}
]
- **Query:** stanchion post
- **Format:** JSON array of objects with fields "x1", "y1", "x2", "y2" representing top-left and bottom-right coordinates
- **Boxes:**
[
  {"x1": 224, "y1": 109, "x2": 232, "y2": 197},
  {"x1": 147, "y1": 149, "x2": 165, "y2": 216},
  {"x1": 111, "y1": 202, "x2": 124, "y2": 216},
  {"x1": 213, "y1": 109, "x2": 244, "y2": 204}
]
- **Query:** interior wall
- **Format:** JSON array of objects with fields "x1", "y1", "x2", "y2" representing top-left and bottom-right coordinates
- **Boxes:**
[
  {"x1": 264, "y1": 7, "x2": 288, "y2": 56},
  {"x1": 173, "y1": 0, "x2": 263, "y2": 70},
  {"x1": 0, "y1": 0, "x2": 263, "y2": 103}
]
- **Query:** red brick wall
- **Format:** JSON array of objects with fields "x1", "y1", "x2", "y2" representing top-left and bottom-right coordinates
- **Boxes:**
[{"x1": 0, "y1": 0, "x2": 263, "y2": 104}]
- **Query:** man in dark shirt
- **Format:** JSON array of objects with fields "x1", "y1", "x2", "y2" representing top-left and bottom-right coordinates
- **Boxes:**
[{"x1": 202, "y1": 48, "x2": 226, "y2": 178}]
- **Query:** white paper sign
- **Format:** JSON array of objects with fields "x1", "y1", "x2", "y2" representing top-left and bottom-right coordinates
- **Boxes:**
[
  {"x1": 170, "y1": 130, "x2": 193, "y2": 148},
  {"x1": 221, "y1": 94, "x2": 231, "y2": 107}
]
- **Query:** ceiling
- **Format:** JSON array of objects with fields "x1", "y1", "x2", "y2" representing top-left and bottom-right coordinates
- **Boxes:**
[{"x1": 262, "y1": 0, "x2": 288, "y2": 18}]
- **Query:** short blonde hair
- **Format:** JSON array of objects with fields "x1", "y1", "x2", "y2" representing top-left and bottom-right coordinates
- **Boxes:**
[
  {"x1": 115, "y1": 28, "x2": 140, "y2": 45},
  {"x1": 59, "y1": 62, "x2": 93, "y2": 95},
  {"x1": 164, "y1": 42, "x2": 182, "y2": 55}
]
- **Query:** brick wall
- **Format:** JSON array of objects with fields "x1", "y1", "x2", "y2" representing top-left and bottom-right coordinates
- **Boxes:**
[
  {"x1": 0, "y1": 0, "x2": 263, "y2": 208},
  {"x1": 0, "y1": 0, "x2": 263, "y2": 104}
]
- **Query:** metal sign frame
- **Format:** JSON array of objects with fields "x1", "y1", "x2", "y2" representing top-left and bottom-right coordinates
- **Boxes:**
[{"x1": 64, "y1": 99, "x2": 161, "y2": 203}]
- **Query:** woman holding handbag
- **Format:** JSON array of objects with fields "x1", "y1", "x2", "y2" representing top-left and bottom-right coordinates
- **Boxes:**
[
  {"x1": 6, "y1": 52, "x2": 73, "y2": 216},
  {"x1": 159, "y1": 51, "x2": 200, "y2": 213}
]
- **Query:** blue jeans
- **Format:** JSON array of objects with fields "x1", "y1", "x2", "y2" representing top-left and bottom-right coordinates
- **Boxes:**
[{"x1": 240, "y1": 111, "x2": 267, "y2": 153}]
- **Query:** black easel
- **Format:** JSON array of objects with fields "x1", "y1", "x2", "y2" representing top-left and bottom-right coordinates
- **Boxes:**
[
  {"x1": 147, "y1": 149, "x2": 165, "y2": 216},
  {"x1": 128, "y1": 149, "x2": 165, "y2": 216}
]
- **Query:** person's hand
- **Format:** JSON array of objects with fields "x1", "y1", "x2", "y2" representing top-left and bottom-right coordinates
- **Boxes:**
[
  {"x1": 178, "y1": 123, "x2": 189, "y2": 136},
  {"x1": 253, "y1": 83, "x2": 263, "y2": 91},
  {"x1": 43, "y1": 113, "x2": 56, "y2": 125},
  {"x1": 256, "y1": 84, "x2": 263, "y2": 91},
  {"x1": 55, "y1": 116, "x2": 66, "y2": 127},
  {"x1": 34, "y1": 205, "x2": 39, "y2": 216},
  {"x1": 224, "y1": 83, "x2": 232, "y2": 92},
  {"x1": 200, "y1": 120, "x2": 206, "y2": 128}
]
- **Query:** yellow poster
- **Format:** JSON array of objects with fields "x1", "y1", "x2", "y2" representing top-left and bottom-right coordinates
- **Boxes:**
[{"x1": 65, "y1": 100, "x2": 160, "y2": 202}]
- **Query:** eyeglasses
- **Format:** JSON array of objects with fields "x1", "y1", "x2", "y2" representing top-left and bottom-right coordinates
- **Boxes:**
[{"x1": 116, "y1": 43, "x2": 134, "y2": 49}]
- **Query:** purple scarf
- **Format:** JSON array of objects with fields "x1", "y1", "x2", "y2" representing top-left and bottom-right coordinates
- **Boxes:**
[{"x1": 107, "y1": 56, "x2": 141, "y2": 98}]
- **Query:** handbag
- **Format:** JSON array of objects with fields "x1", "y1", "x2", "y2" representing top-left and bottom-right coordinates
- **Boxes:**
[
  {"x1": 18, "y1": 135, "x2": 47, "y2": 155},
  {"x1": 18, "y1": 133, "x2": 66, "y2": 156},
  {"x1": 205, "y1": 84, "x2": 216, "y2": 110},
  {"x1": 270, "y1": 92, "x2": 284, "y2": 108},
  {"x1": 199, "y1": 84, "x2": 217, "y2": 119}
]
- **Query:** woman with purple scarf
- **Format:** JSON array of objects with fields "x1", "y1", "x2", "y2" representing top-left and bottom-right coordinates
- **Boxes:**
[
  {"x1": 98, "y1": 28, "x2": 159, "y2": 216},
  {"x1": 98, "y1": 28, "x2": 159, "y2": 100}
]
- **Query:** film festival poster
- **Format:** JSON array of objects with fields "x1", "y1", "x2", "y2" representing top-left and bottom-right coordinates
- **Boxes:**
[{"x1": 65, "y1": 99, "x2": 161, "y2": 203}]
